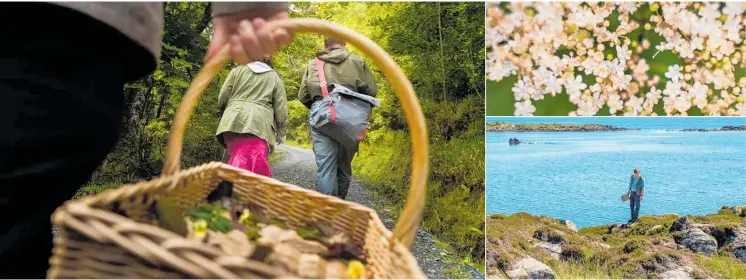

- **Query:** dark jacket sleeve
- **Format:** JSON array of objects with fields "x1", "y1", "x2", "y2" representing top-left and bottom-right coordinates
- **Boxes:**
[
  {"x1": 357, "y1": 60, "x2": 378, "y2": 97},
  {"x1": 212, "y1": 2, "x2": 289, "y2": 16}
]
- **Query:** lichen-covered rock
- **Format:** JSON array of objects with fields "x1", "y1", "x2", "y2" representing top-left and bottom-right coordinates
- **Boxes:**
[
  {"x1": 506, "y1": 257, "x2": 555, "y2": 279},
  {"x1": 727, "y1": 227, "x2": 746, "y2": 263},
  {"x1": 670, "y1": 217, "x2": 692, "y2": 232},
  {"x1": 532, "y1": 228, "x2": 566, "y2": 244},
  {"x1": 534, "y1": 242, "x2": 562, "y2": 259},
  {"x1": 560, "y1": 219, "x2": 577, "y2": 232},
  {"x1": 608, "y1": 223, "x2": 630, "y2": 234},
  {"x1": 658, "y1": 267, "x2": 692, "y2": 279},
  {"x1": 680, "y1": 227, "x2": 718, "y2": 256}
]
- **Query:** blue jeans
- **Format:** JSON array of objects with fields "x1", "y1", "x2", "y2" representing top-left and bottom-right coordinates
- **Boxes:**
[
  {"x1": 309, "y1": 101, "x2": 359, "y2": 199},
  {"x1": 630, "y1": 192, "x2": 641, "y2": 221}
]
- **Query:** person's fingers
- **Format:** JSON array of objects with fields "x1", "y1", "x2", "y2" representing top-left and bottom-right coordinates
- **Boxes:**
[
  {"x1": 266, "y1": 11, "x2": 293, "y2": 47},
  {"x1": 230, "y1": 35, "x2": 249, "y2": 65},
  {"x1": 273, "y1": 28, "x2": 293, "y2": 46},
  {"x1": 236, "y1": 19, "x2": 264, "y2": 62},
  {"x1": 252, "y1": 18, "x2": 276, "y2": 56}
]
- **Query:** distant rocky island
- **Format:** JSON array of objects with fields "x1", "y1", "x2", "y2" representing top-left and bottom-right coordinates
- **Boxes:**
[
  {"x1": 508, "y1": 138, "x2": 534, "y2": 145},
  {"x1": 487, "y1": 122, "x2": 639, "y2": 132},
  {"x1": 486, "y1": 206, "x2": 746, "y2": 279},
  {"x1": 676, "y1": 125, "x2": 746, "y2": 132}
]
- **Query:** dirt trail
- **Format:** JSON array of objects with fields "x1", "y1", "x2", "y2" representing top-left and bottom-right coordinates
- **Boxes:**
[{"x1": 272, "y1": 145, "x2": 483, "y2": 279}]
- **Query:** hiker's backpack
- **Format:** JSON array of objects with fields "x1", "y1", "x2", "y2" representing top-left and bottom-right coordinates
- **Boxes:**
[{"x1": 308, "y1": 58, "x2": 380, "y2": 149}]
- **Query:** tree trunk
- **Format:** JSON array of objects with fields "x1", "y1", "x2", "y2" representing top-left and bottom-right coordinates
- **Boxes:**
[
  {"x1": 437, "y1": 2, "x2": 447, "y2": 102},
  {"x1": 195, "y1": 3, "x2": 213, "y2": 34},
  {"x1": 156, "y1": 88, "x2": 169, "y2": 119}
]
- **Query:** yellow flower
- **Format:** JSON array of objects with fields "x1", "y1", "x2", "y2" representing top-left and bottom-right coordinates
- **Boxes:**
[
  {"x1": 345, "y1": 260, "x2": 365, "y2": 279},
  {"x1": 194, "y1": 220, "x2": 208, "y2": 238},
  {"x1": 238, "y1": 209, "x2": 252, "y2": 225}
]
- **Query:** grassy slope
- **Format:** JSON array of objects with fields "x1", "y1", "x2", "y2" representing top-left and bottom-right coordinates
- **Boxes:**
[{"x1": 487, "y1": 207, "x2": 746, "y2": 279}]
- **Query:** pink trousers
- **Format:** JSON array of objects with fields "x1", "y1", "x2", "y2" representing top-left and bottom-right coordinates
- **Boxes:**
[{"x1": 223, "y1": 132, "x2": 272, "y2": 177}]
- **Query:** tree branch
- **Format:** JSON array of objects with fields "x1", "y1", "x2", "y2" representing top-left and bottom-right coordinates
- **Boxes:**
[{"x1": 196, "y1": 3, "x2": 213, "y2": 34}]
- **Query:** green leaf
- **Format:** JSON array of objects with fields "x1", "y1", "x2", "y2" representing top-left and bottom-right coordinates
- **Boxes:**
[
  {"x1": 185, "y1": 208, "x2": 212, "y2": 220},
  {"x1": 171, "y1": 58, "x2": 194, "y2": 71},
  {"x1": 209, "y1": 216, "x2": 232, "y2": 232},
  {"x1": 296, "y1": 227, "x2": 320, "y2": 240},
  {"x1": 166, "y1": 77, "x2": 190, "y2": 89},
  {"x1": 469, "y1": 227, "x2": 484, "y2": 235}
]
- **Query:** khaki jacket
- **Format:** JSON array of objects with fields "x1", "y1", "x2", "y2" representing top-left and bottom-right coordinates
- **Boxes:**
[
  {"x1": 298, "y1": 47, "x2": 378, "y2": 108},
  {"x1": 216, "y1": 63, "x2": 288, "y2": 149},
  {"x1": 48, "y1": 2, "x2": 289, "y2": 63}
]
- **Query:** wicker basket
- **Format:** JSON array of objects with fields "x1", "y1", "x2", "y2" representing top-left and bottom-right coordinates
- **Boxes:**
[{"x1": 47, "y1": 19, "x2": 429, "y2": 279}]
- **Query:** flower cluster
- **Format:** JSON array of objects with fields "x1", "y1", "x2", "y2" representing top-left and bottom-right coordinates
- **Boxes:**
[{"x1": 486, "y1": 2, "x2": 746, "y2": 116}]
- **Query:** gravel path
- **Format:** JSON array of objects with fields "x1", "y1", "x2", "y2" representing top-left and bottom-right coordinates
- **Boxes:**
[{"x1": 272, "y1": 145, "x2": 483, "y2": 279}]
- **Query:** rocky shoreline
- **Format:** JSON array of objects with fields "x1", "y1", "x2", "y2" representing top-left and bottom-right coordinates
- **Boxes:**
[
  {"x1": 676, "y1": 125, "x2": 746, "y2": 132},
  {"x1": 487, "y1": 206, "x2": 746, "y2": 279},
  {"x1": 486, "y1": 122, "x2": 639, "y2": 132}
]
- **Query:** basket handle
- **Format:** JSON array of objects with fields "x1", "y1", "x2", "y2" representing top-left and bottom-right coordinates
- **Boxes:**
[{"x1": 161, "y1": 19, "x2": 428, "y2": 248}]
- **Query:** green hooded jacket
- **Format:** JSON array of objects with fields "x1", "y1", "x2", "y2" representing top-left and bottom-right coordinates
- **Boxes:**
[
  {"x1": 216, "y1": 62, "x2": 288, "y2": 150},
  {"x1": 298, "y1": 47, "x2": 378, "y2": 108}
]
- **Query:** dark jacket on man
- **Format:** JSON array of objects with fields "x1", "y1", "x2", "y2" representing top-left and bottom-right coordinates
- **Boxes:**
[{"x1": 297, "y1": 47, "x2": 378, "y2": 108}]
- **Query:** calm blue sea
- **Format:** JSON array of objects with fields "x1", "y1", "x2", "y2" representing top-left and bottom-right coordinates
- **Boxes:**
[{"x1": 486, "y1": 117, "x2": 746, "y2": 228}]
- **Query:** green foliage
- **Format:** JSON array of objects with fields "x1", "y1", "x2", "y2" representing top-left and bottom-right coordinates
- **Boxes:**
[
  {"x1": 74, "y1": 182, "x2": 125, "y2": 199},
  {"x1": 77, "y1": 2, "x2": 485, "y2": 273},
  {"x1": 622, "y1": 239, "x2": 646, "y2": 254},
  {"x1": 695, "y1": 254, "x2": 746, "y2": 279},
  {"x1": 295, "y1": 2, "x2": 486, "y2": 269},
  {"x1": 186, "y1": 202, "x2": 232, "y2": 233},
  {"x1": 296, "y1": 227, "x2": 321, "y2": 240},
  {"x1": 560, "y1": 243, "x2": 589, "y2": 261},
  {"x1": 285, "y1": 100, "x2": 311, "y2": 145}
]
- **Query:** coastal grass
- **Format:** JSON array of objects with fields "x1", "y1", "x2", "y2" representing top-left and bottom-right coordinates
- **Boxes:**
[
  {"x1": 695, "y1": 254, "x2": 746, "y2": 279},
  {"x1": 487, "y1": 208, "x2": 746, "y2": 279},
  {"x1": 268, "y1": 148, "x2": 287, "y2": 164}
]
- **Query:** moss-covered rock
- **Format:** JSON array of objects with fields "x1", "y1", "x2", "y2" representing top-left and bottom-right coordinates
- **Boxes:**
[{"x1": 486, "y1": 206, "x2": 746, "y2": 278}]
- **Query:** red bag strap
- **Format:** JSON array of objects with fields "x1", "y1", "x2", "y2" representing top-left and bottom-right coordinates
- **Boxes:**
[{"x1": 315, "y1": 58, "x2": 329, "y2": 98}]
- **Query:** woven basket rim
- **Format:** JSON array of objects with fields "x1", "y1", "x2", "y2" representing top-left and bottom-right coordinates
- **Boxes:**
[{"x1": 51, "y1": 162, "x2": 426, "y2": 278}]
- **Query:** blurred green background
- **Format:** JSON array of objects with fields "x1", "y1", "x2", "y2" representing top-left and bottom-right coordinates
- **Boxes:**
[{"x1": 486, "y1": 3, "x2": 745, "y2": 116}]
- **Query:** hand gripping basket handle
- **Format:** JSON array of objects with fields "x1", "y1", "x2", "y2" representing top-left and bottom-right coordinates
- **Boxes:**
[{"x1": 162, "y1": 19, "x2": 429, "y2": 248}]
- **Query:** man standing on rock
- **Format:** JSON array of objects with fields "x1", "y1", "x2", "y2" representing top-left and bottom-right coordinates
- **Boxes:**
[
  {"x1": 628, "y1": 168, "x2": 645, "y2": 223},
  {"x1": 298, "y1": 36, "x2": 378, "y2": 199}
]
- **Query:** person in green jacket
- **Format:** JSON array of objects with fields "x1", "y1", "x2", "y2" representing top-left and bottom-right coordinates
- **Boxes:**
[
  {"x1": 217, "y1": 58, "x2": 288, "y2": 177},
  {"x1": 298, "y1": 36, "x2": 378, "y2": 199}
]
